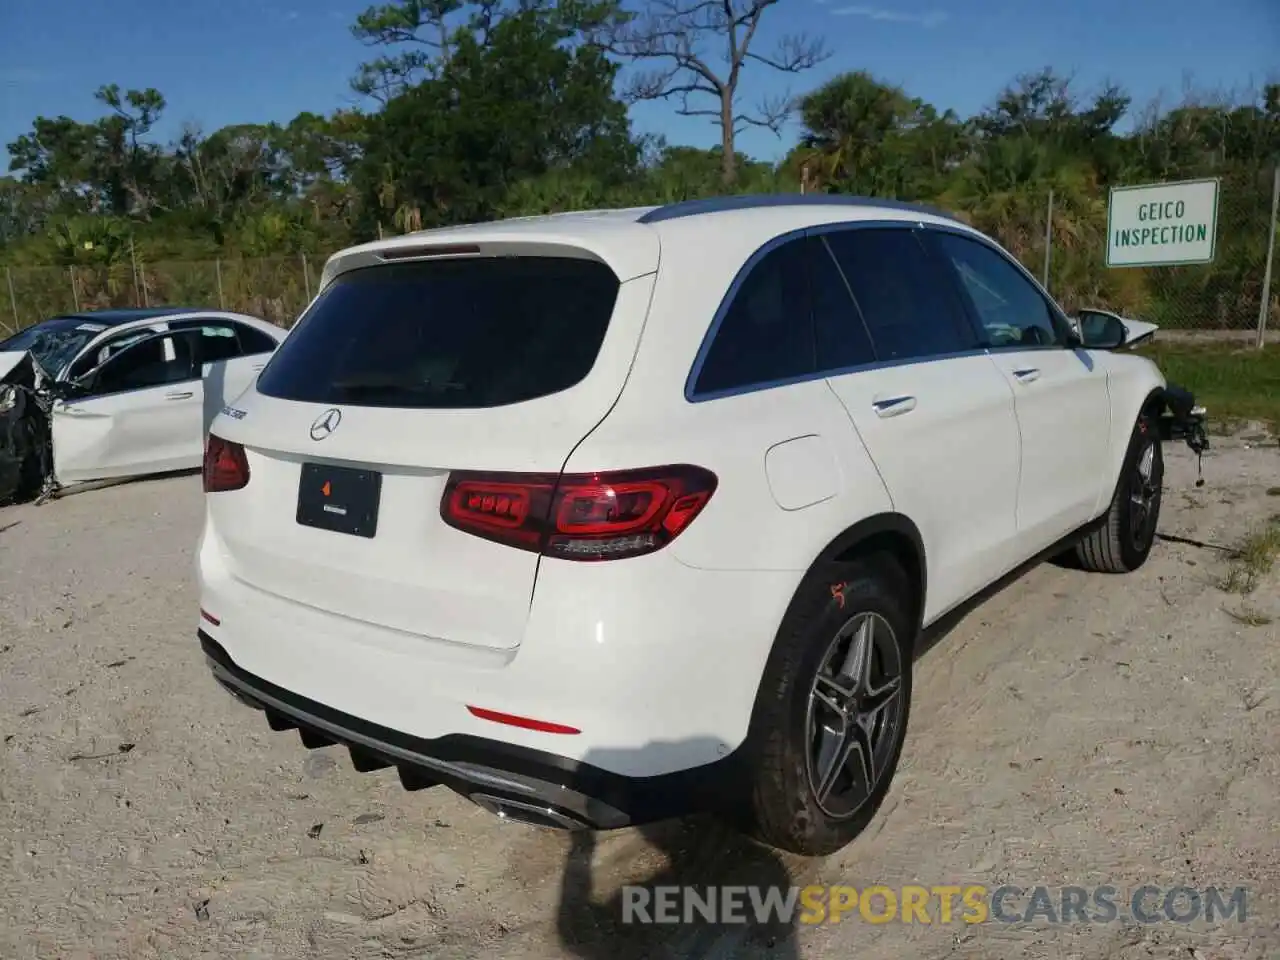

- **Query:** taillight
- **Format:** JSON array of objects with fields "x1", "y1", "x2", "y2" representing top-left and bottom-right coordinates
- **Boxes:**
[
  {"x1": 441, "y1": 465, "x2": 717, "y2": 561},
  {"x1": 203, "y1": 434, "x2": 250, "y2": 493}
]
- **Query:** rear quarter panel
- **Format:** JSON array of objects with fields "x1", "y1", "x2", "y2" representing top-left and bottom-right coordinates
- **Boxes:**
[{"x1": 563, "y1": 217, "x2": 896, "y2": 576}]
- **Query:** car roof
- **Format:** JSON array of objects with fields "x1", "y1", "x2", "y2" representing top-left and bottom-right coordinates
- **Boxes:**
[
  {"x1": 50, "y1": 306, "x2": 207, "y2": 326},
  {"x1": 322, "y1": 195, "x2": 976, "y2": 286}
]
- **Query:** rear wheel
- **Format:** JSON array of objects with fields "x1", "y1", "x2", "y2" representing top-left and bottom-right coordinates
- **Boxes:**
[
  {"x1": 740, "y1": 556, "x2": 914, "y2": 857},
  {"x1": 1075, "y1": 415, "x2": 1164, "y2": 573}
]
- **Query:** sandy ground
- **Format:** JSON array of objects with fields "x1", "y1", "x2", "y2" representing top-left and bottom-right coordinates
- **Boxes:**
[{"x1": 1, "y1": 433, "x2": 1277, "y2": 960}]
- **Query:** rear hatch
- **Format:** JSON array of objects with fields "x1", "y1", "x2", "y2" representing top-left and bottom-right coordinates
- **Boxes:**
[{"x1": 206, "y1": 238, "x2": 658, "y2": 651}]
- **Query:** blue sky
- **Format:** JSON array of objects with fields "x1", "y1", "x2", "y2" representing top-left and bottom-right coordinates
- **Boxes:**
[{"x1": 1, "y1": 0, "x2": 1277, "y2": 165}]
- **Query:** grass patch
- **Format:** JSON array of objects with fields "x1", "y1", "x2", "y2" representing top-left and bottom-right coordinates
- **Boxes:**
[
  {"x1": 1218, "y1": 520, "x2": 1280, "y2": 595},
  {"x1": 1135, "y1": 342, "x2": 1280, "y2": 426},
  {"x1": 1222, "y1": 604, "x2": 1274, "y2": 627}
]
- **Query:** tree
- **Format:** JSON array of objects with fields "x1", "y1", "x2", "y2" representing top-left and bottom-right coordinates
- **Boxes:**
[
  {"x1": 6, "y1": 85, "x2": 169, "y2": 219},
  {"x1": 355, "y1": 5, "x2": 637, "y2": 229},
  {"x1": 350, "y1": 0, "x2": 465, "y2": 101},
  {"x1": 593, "y1": 0, "x2": 828, "y2": 185},
  {"x1": 792, "y1": 72, "x2": 970, "y2": 199},
  {"x1": 349, "y1": 0, "x2": 615, "y2": 101},
  {"x1": 0, "y1": 177, "x2": 56, "y2": 245}
]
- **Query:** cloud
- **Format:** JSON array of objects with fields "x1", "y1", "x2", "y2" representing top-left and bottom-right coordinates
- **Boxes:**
[{"x1": 828, "y1": 4, "x2": 949, "y2": 27}]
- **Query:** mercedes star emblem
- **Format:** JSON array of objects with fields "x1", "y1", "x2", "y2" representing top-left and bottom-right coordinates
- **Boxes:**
[{"x1": 310, "y1": 408, "x2": 342, "y2": 441}]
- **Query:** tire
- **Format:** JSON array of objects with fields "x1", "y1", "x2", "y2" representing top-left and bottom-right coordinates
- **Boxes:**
[
  {"x1": 14, "y1": 446, "x2": 45, "y2": 503},
  {"x1": 740, "y1": 554, "x2": 914, "y2": 857},
  {"x1": 1075, "y1": 413, "x2": 1164, "y2": 574}
]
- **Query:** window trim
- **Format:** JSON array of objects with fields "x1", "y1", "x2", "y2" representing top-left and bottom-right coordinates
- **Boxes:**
[
  {"x1": 685, "y1": 219, "x2": 991, "y2": 404},
  {"x1": 920, "y1": 224, "x2": 1078, "y2": 353}
]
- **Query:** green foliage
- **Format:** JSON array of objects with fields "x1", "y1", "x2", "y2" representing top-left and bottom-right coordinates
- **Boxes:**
[
  {"x1": 356, "y1": 4, "x2": 637, "y2": 230},
  {"x1": 1136, "y1": 341, "x2": 1280, "y2": 425},
  {"x1": 1, "y1": 8, "x2": 1277, "y2": 336}
]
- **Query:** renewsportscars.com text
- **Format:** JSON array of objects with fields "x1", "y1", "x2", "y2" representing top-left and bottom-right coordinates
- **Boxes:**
[{"x1": 621, "y1": 884, "x2": 1248, "y2": 926}]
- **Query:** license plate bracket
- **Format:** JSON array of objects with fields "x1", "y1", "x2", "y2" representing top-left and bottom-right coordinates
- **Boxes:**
[{"x1": 296, "y1": 463, "x2": 381, "y2": 538}]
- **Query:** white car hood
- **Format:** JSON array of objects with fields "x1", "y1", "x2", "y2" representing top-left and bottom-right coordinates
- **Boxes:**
[
  {"x1": 0, "y1": 350, "x2": 29, "y2": 384},
  {"x1": 0, "y1": 349, "x2": 51, "y2": 387}
]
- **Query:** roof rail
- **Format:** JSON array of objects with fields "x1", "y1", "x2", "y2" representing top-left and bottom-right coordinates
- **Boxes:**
[{"x1": 636, "y1": 193, "x2": 962, "y2": 225}]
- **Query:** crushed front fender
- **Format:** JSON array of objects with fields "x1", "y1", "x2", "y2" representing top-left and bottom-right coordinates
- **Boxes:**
[{"x1": 0, "y1": 350, "x2": 55, "y2": 505}]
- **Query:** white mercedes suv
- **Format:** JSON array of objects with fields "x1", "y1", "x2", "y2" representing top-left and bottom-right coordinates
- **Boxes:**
[{"x1": 197, "y1": 195, "x2": 1203, "y2": 856}]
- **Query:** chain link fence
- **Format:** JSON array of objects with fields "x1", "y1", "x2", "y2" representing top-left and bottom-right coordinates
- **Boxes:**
[
  {"x1": 3, "y1": 165, "x2": 1277, "y2": 339},
  {"x1": 1025, "y1": 165, "x2": 1279, "y2": 338},
  {"x1": 2, "y1": 255, "x2": 321, "y2": 334}
]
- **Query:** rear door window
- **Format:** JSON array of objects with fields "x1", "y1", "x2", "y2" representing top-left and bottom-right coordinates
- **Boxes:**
[
  {"x1": 810, "y1": 236, "x2": 876, "y2": 372},
  {"x1": 233, "y1": 323, "x2": 279, "y2": 355},
  {"x1": 823, "y1": 228, "x2": 977, "y2": 362},
  {"x1": 256, "y1": 257, "x2": 620, "y2": 409},
  {"x1": 168, "y1": 318, "x2": 278, "y2": 360}
]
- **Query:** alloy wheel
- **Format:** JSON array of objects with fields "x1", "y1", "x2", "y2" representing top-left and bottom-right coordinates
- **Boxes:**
[
  {"x1": 804, "y1": 611, "x2": 905, "y2": 820},
  {"x1": 1129, "y1": 439, "x2": 1160, "y2": 551}
]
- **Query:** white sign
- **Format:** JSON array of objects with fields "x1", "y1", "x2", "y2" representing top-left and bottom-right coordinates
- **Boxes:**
[{"x1": 1106, "y1": 178, "x2": 1219, "y2": 268}]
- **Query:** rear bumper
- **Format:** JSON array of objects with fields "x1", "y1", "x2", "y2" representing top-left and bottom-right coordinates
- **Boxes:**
[{"x1": 201, "y1": 631, "x2": 734, "y2": 829}]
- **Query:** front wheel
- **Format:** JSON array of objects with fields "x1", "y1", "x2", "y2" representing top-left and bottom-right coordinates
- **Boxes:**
[
  {"x1": 1075, "y1": 415, "x2": 1164, "y2": 573},
  {"x1": 740, "y1": 556, "x2": 914, "y2": 857}
]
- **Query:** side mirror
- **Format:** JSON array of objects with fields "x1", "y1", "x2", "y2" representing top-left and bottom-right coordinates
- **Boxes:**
[{"x1": 1078, "y1": 313, "x2": 1127, "y2": 350}]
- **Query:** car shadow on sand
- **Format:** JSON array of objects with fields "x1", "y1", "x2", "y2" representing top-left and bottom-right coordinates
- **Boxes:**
[{"x1": 556, "y1": 808, "x2": 802, "y2": 959}]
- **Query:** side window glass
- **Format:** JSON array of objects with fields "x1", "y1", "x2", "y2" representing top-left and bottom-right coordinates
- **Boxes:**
[
  {"x1": 169, "y1": 318, "x2": 248, "y2": 364},
  {"x1": 694, "y1": 239, "x2": 814, "y2": 395},
  {"x1": 824, "y1": 228, "x2": 975, "y2": 363},
  {"x1": 933, "y1": 233, "x2": 1065, "y2": 349},
  {"x1": 89, "y1": 335, "x2": 195, "y2": 395},
  {"x1": 68, "y1": 329, "x2": 154, "y2": 380},
  {"x1": 811, "y1": 235, "x2": 876, "y2": 371},
  {"x1": 233, "y1": 323, "x2": 278, "y2": 356},
  {"x1": 197, "y1": 323, "x2": 245, "y2": 364}
]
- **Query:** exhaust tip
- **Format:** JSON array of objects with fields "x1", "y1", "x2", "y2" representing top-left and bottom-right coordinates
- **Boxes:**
[{"x1": 470, "y1": 793, "x2": 590, "y2": 830}]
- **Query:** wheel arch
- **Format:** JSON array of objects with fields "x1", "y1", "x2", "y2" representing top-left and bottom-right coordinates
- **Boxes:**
[
  {"x1": 1100, "y1": 385, "x2": 1166, "y2": 508},
  {"x1": 815, "y1": 512, "x2": 927, "y2": 632}
]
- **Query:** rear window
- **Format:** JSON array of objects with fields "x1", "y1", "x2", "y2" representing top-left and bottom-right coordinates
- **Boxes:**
[{"x1": 255, "y1": 257, "x2": 620, "y2": 408}]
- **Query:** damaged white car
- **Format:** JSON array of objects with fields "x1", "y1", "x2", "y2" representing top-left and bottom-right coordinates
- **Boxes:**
[{"x1": 0, "y1": 307, "x2": 285, "y2": 503}]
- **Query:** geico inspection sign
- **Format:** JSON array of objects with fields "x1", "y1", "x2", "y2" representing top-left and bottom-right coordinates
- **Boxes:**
[{"x1": 1106, "y1": 178, "x2": 1219, "y2": 268}]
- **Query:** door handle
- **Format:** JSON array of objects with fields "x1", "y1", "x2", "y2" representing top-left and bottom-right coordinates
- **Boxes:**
[
  {"x1": 164, "y1": 390, "x2": 194, "y2": 400},
  {"x1": 871, "y1": 395, "x2": 917, "y2": 418},
  {"x1": 1012, "y1": 367, "x2": 1041, "y2": 383},
  {"x1": 252, "y1": 363, "x2": 265, "y2": 371}
]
